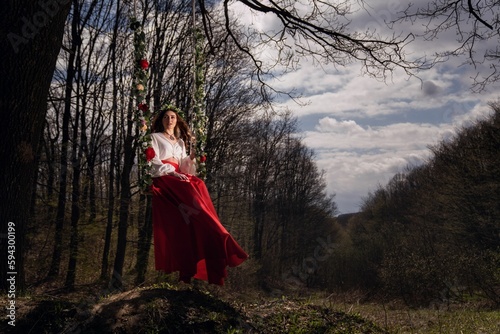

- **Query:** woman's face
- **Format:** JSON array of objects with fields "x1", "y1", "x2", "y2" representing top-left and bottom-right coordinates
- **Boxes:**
[{"x1": 162, "y1": 110, "x2": 177, "y2": 131}]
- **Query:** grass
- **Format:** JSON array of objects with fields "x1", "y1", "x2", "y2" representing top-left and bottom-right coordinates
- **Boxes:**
[
  {"x1": 1, "y1": 283, "x2": 498, "y2": 333},
  {"x1": 323, "y1": 299, "x2": 500, "y2": 334}
]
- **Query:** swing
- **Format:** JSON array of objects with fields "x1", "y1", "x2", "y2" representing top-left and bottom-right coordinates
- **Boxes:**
[
  {"x1": 128, "y1": 3, "x2": 249, "y2": 286},
  {"x1": 129, "y1": 0, "x2": 207, "y2": 193}
]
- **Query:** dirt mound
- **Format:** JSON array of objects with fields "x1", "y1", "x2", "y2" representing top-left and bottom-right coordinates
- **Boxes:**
[
  {"x1": 82, "y1": 287, "x2": 250, "y2": 333},
  {"x1": 2, "y1": 285, "x2": 387, "y2": 333}
]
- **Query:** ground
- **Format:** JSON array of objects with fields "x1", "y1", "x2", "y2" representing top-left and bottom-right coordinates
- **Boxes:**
[
  {"x1": 2, "y1": 282, "x2": 499, "y2": 333},
  {"x1": 1, "y1": 282, "x2": 387, "y2": 333}
]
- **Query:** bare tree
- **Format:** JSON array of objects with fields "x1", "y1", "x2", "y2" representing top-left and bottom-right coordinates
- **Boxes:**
[
  {"x1": 46, "y1": 2, "x2": 81, "y2": 279},
  {"x1": 64, "y1": 0, "x2": 115, "y2": 290},
  {"x1": 1, "y1": 0, "x2": 460, "y2": 291},
  {"x1": 101, "y1": 0, "x2": 127, "y2": 282},
  {"x1": 392, "y1": 0, "x2": 500, "y2": 91},
  {"x1": 198, "y1": 0, "x2": 425, "y2": 92}
]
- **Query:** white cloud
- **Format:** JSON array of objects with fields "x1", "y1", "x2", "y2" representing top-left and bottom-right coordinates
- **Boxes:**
[
  {"x1": 272, "y1": 66, "x2": 455, "y2": 119},
  {"x1": 313, "y1": 149, "x2": 428, "y2": 213},
  {"x1": 302, "y1": 109, "x2": 493, "y2": 213},
  {"x1": 316, "y1": 118, "x2": 365, "y2": 134},
  {"x1": 227, "y1": 0, "x2": 500, "y2": 214},
  {"x1": 308, "y1": 119, "x2": 444, "y2": 150}
]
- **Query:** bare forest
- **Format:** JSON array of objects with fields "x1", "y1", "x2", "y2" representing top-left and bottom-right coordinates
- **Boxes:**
[
  {"x1": 17, "y1": 0, "x2": 335, "y2": 289},
  {"x1": 1, "y1": 0, "x2": 499, "y2": 332}
]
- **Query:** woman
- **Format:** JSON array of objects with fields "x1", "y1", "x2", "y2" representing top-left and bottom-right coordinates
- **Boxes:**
[{"x1": 149, "y1": 106, "x2": 248, "y2": 285}]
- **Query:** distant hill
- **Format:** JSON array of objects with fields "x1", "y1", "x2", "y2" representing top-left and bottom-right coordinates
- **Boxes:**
[{"x1": 336, "y1": 212, "x2": 359, "y2": 226}]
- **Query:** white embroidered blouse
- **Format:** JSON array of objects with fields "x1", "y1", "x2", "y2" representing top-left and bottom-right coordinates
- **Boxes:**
[{"x1": 150, "y1": 132, "x2": 196, "y2": 177}]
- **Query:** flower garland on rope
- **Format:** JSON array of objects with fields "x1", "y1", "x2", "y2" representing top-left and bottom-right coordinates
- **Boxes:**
[
  {"x1": 191, "y1": 28, "x2": 208, "y2": 179},
  {"x1": 130, "y1": 16, "x2": 153, "y2": 192}
]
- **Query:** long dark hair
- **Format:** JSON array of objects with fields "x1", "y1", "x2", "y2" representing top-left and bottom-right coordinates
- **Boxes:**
[{"x1": 151, "y1": 107, "x2": 193, "y2": 143}]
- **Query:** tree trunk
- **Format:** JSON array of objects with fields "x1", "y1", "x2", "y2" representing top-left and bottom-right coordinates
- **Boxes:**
[
  {"x1": 135, "y1": 195, "x2": 153, "y2": 285},
  {"x1": 253, "y1": 192, "x2": 265, "y2": 260},
  {"x1": 101, "y1": 0, "x2": 121, "y2": 281},
  {"x1": 48, "y1": 3, "x2": 79, "y2": 279},
  {"x1": 65, "y1": 98, "x2": 82, "y2": 290},
  {"x1": 101, "y1": 107, "x2": 117, "y2": 280},
  {"x1": 0, "y1": 0, "x2": 72, "y2": 291},
  {"x1": 111, "y1": 100, "x2": 136, "y2": 290}
]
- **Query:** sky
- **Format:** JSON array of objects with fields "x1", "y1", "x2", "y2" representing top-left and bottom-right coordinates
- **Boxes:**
[{"x1": 229, "y1": 0, "x2": 500, "y2": 214}]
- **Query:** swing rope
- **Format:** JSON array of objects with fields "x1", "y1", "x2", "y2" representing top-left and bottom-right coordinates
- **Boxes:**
[
  {"x1": 190, "y1": 0, "x2": 208, "y2": 179},
  {"x1": 129, "y1": 12, "x2": 152, "y2": 192}
]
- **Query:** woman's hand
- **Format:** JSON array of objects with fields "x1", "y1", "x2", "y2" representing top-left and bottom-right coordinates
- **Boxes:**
[{"x1": 172, "y1": 172, "x2": 190, "y2": 181}]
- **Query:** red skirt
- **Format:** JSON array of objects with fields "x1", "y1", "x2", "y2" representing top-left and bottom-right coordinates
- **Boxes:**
[{"x1": 151, "y1": 161, "x2": 248, "y2": 285}]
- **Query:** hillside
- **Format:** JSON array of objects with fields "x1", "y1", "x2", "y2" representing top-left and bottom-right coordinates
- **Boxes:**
[{"x1": 2, "y1": 284, "x2": 387, "y2": 333}]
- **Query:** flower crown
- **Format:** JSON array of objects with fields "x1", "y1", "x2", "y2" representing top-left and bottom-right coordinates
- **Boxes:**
[{"x1": 159, "y1": 103, "x2": 185, "y2": 120}]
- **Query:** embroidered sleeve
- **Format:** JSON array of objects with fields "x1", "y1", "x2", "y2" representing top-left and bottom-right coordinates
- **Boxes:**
[{"x1": 150, "y1": 134, "x2": 175, "y2": 177}]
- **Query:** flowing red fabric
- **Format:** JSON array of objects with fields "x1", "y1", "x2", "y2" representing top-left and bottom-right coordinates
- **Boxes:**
[{"x1": 151, "y1": 161, "x2": 248, "y2": 285}]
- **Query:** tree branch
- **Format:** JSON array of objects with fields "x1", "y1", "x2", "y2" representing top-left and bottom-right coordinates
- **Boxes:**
[{"x1": 467, "y1": 0, "x2": 493, "y2": 30}]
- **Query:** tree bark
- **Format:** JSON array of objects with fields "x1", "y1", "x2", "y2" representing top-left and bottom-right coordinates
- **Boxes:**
[
  {"x1": 48, "y1": 2, "x2": 79, "y2": 279},
  {"x1": 110, "y1": 99, "x2": 136, "y2": 290},
  {"x1": 101, "y1": 0, "x2": 121, "y2": 281},
  {"x1": 65, "y1": 95, "x2": 82, "y2": 290},
  {"x1": 135, "y1": 195, "x2": 153, "y2": 285},
  {"x1": 0, "y1": 0, "x2": 72, "y2": 291}
]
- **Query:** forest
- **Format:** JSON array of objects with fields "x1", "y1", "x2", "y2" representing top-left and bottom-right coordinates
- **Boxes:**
[
  {"x1": 25, "y1": 0, "x2": 338, "y2": 291},
  {"x1": 1, "y1": 0, "x2": 499, "y2": 333}
]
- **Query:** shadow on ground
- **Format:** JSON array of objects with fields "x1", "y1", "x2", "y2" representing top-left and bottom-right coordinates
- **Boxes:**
[{"x1": 1, "y1": 285, "x2": 388, "y2": 333}]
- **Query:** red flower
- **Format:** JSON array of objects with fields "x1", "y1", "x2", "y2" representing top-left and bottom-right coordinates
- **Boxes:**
[
  {"x1": 139, "y1": 59, "x2": 149, "y2": 70},
  {"x1": 145, "y1": 147, "x2": 155, "y2": 162},
  {"x1": 138, "y1": 103, "x2": 148, "y2": 112},
  {"x1": 199, "y1": 155, "x2": 207, "y2": 163}
]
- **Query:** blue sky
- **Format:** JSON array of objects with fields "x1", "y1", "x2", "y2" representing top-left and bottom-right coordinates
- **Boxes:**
[{"x1": 229, "y1": 0, "x2": 500, "y2": 214}]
